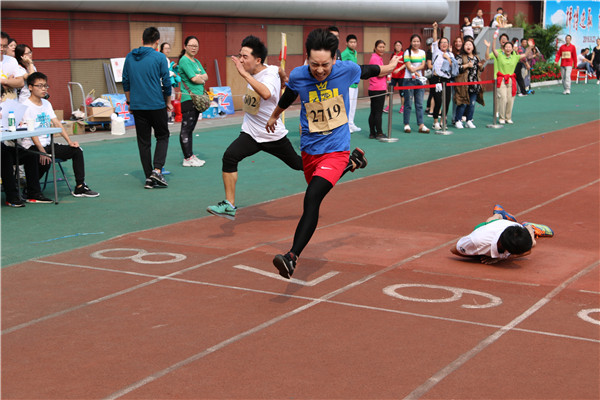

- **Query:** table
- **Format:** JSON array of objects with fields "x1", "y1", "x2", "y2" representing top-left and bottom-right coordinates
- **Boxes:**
[{"x1": 1, "y1": 127, "x2": 63, "y2": 204}]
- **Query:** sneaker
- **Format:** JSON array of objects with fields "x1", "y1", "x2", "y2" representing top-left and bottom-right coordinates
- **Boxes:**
[
  {"x1": 73, "y1": 184, "x2": 100, "y2": 198},
  {"x1": 597, "y1": 80, "x2": 599, "y2": 85},
  {"x1": 466, "y1": 120, "x2": 476, "y2": 129},
  {"x1": 418, "y1": 125, "x2": 430, "y2": 134},
  {"x1": 522, "y1": 222, "x2": 554, "y2": 238},
  {"x1": 150, "y1": 170, "x2": 168, "y2": 187},
  {"x1": 498, "y1": 119, "x2": 506, "y2": 124},
  {"x1": 383, "y1": 106, "x2": 389, "y2": 113},
  {"x1": 207, "y1": 200, "x2": 237, "y2": 220},
  {"x1": 493, "y1": 204, "x2": 517, "y2": 222},
  {"x1": 273, "y1": 252, "x2": 296, "y2": 279},
  {"x1": 427, "y1": 113, "x2": 433, "y2": 118},
  {"x1": 454, "y1": 121, "x2": 464, "y2": 129},
  {"x1": 433, "y1": 122, "x2": 442, "y2": 130},
  {"x1": 350, "y1": 147, "x2": 368, "y2": 171},
  {"x1": 506, "y1": 119, "x2": 514, "y2": 124},
  {"x1": 349, "y1": 124, "x2": 362, "y2": 133},
  {"x1": 26, "y1": 193, "x2": 53, "y2": 204},
  {"x1": 183, "y1": 155, "x2": 205, "y2": 167},
  {"x1": 144, "y1": 179, "x2": 156, "y2": 189},
  {"x1": 5, "y1": 197, "x2": 25, "y2": 207},
  {"x1": 404, "y1": 125, "x2": 411, "y2": 133},
  {"x1": 565, "y1": 90, "x2": 570, "y2": 95},
  {"x1": 399, "y1": 106, "x2": 404, "y2": 113},
  {"x1": 191, "y1": 155, "x2": 206, "y2": 166},
  {"x1": 161, "y1": 167, "x2": 171, "y2": 175},
  {"x1": 517, "y1": 93, "x2": 527, "y2": 97}
]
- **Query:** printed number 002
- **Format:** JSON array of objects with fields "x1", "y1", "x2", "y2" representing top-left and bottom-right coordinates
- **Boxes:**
[{"x1": 244, "y1": 96, "x2": 258, "y2": 107}]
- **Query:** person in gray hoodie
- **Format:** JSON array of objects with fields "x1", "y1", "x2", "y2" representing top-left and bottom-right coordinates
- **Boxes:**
[{"x1": 123, "y1": 26, "x2": 173, "y2": 189}]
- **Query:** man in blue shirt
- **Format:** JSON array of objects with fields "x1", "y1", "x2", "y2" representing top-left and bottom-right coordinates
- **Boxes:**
[
  {"x1": 266, "y1": 28, "x2": 399, "y2": 279},
  {"x1": 123, "y1": 27, "x2": 173, "y2": 189}
]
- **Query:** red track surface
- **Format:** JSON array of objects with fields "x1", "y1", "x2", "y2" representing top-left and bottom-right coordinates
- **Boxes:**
[{"x1": 2, "y1": 121, "x2": 599, "y2": 399}]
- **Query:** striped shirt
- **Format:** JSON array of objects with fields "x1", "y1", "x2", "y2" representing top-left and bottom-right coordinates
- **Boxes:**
[{"x1": 403, "y1": 49, "x2": 426, "y2": 79}]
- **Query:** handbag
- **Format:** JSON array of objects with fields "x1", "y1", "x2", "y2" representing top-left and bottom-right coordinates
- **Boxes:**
[{"x1": 181, "y1": 80, "x2": 210, "y2": 113}]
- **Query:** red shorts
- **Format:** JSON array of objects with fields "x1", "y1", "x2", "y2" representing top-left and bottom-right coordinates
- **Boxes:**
[{"x1": 301, "y1": 151, "x2": 349, "y2": 186}]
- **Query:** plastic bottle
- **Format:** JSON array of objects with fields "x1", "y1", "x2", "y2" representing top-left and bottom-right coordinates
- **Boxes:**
[{"x1": 8, "y1": 111, "x2": 16, "y2": 132}]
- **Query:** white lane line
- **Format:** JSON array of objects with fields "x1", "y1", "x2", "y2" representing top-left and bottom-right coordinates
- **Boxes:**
[
  {"x1": 403, "y1": 260, "x2": 600, "y2": 400},
  {"x1": 23, "y1": 258, "x2": 600, "y2": 345},
  {"x1": 411, "y1": 269, "x2": 541, "y2": 287}
]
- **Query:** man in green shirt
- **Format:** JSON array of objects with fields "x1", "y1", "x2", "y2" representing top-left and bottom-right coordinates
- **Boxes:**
[{"x1": 341, "y1": 34, "x2": 361, "y2": 132}]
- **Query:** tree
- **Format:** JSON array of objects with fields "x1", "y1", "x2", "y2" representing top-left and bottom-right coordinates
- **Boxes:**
[{"x1": 524, "y1": 24, "x2": 563, "y2": 60}]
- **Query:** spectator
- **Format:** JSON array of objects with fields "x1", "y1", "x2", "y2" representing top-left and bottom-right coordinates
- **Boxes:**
[
  {"x1": 1, "y1": 31, "x2": 25, "y2": 103},
  {"x1": 451, "y1": 36, "x2": 464, "y2": 123},
  {"x1": 530, "y1": 46, "x2": 544, "y2": 68},
  {"x1": 1, "y1": 142, "x2": 52, "y2": 207},
  {"x1": 385, "y1": 40, "x2": 405, "y2": 115},
  {"x1": 555, "y1": 35, "x2": 577, "y2": 95},
  {"x1": 472, "y1": 9, "x2": 485, "y2": 37},
  {"x1": 341, "y1": 34, "x2": 361, "y2": 132},
  {"x1": 425, "y1": 37, "x2": 435, "y2": 117},
  {"x1": 15, "y1": 44, "x2": 36, "y2": 103},
  {"x1": 485, "y1": 36, "x2": 532, "y2": 124},
  {"x1": 368, "y1": 40, "x2": 387, "y2": 139},
  {"x1": 515, "y1": 39, "x2": 530, "y2": 96},
  {"x1": 454, "y1": 38, "x2": 485, "y2": 129},
  {"x1": 430, "y1": 22, "x2": 457, "y2": 131},
  {"x1": 403, "y1": 34, "x2": 430, "y2": 133},
  {"x1": 22, "y1": 72, "x2": 99, "y2": 197},
  {"x1": 327, "y1": 26, "x2": 342, "y2": 61},
  {"x1": 577, "y1": 48, "x2": 595, "y2": 76},
  {"x1": 177, "y1": 35, "x2": 208, "y2": 167},
  {"x1": 6, "y1": 37, "x2": 17, "y2": 57},
  {"x1": 461, "y1": 17, "x2": 474, "y2": 39},
  {"x1": 591, "y1": 38, "x2": 600, "y2": 84},
  {"x1": 122, "y1": 26, "x2": 173, "y2": 189},
  {"x1": 491, "y1": 7, "x2": 504, "y2": 28}
]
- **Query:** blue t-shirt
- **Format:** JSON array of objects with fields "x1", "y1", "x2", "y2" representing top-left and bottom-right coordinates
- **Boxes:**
[{"x1": 286, "y1": 61, "x2": 361, "y2": 155}]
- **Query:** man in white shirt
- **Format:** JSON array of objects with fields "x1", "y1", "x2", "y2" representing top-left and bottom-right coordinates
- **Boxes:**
[
  {"x1": 577, "y1": 49, "x2": 594, "y2": 75},
  {"x1": 1, "y1": 31, "x2": 25, "y2": 103},
  {"x1": 22, "y1": 72, "x2": 99, "y2": 197},
  {"x1": 472, "y1": 9, "x2": 485, "y2": 37}
]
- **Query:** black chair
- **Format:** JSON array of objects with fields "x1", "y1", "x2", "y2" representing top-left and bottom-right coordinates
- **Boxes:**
[{"x1": 41, "y1": 158, "x2": 73, "y2": 194}]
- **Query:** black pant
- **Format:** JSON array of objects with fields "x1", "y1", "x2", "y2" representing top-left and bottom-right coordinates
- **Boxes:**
[
  {"x1": 222, "y1": 132, "x2": 302, "y2": 173},
  {"x1": 180, "y1": 100, "x2": 200, "y2": 159},
  {"x1": 430, "y1": 75, "x2": 451, "y2": 119},
  {"x1": 594, "y1": 63, "x2": 600, "y2": 80},
  {"x1": 38, "y1": 144, "x2": 85, "y2": 186},
  {"x1": 515, "y1": 62, "x2": 528, "y2": 94},
  {"x1": 368, "y1": 89, "x2": 386, "y2": 136},
  {"x1": 131, "y1": 108, "x2": 170, "y2": 179},
  {"x1": 1, "y1": 143, "x2": 43, "y2": 199}
]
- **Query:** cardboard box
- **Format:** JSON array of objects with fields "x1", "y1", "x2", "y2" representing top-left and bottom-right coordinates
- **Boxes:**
[
  {"x1": 80, "y1": 105, "x2": 114, "y2": 121},
  {"x1": 63, "y1": 120, "x2": 88, "y2": 135}
]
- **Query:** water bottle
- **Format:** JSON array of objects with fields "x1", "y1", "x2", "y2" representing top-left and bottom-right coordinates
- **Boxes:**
[{"x1": 8, "y1": 111, "x2": 16, "y2": 132}]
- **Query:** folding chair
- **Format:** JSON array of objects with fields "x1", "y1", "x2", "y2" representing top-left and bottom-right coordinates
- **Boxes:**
[
  {"x1": 576, "y1": 69, "x2": 588, "y2": 84},
  {"x1": 41, "y1": 158, "x2": 73, "y2": 194}
]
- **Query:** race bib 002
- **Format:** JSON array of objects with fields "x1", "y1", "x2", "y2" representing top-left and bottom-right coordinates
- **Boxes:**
[
  {"x1": 304, "y1": 95, "x2": 348, "y2": 133},
  {"x1": 561, "y1": 51, "x2": 571, "y2": 59},
  {"x1": 242, "y1": 88, "x2": 261, "y2": 115}
]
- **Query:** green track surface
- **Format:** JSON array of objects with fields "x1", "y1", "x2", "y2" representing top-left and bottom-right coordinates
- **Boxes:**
[{"x1": 2, "y1": 83, "x2": 598, "y2": 266}]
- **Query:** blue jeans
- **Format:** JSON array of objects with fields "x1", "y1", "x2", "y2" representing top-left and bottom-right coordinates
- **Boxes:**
[
  {"x1": 455, "y1": 92, "x2": 478, "y2": 122},
  {"x1": 403, "y1": 79, "x2": 424, "y2": 126}
]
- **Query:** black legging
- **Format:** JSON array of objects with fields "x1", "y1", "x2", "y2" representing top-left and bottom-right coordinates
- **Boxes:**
[
  {"x1": 180, "y1": 100, "x2": 200, "y2": 159},
  {"x1": 594, "y1": 63, "x2": 600, "y2": 80},
  {"x1": 290, "y1": 176, "x2": 333, "y2": 257},
  {"x1": 368, "y1": 90, "x2": 386, "y2": 136},
  {"x1": 430, "y1": 75, "x2": 451, "y2": 120}
]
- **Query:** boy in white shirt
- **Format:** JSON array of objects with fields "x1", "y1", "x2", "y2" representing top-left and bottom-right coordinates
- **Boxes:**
[
  {"x1": 23, "y1": 72, "x2": 99, "y2": 197},
  {"x1": 450, "y1": 204, "x2": 554, "y2": 264}
]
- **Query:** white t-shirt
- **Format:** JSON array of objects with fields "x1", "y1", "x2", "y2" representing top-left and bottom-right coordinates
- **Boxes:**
[
  {"x1": 577, "y1": 54, "x2": 588, "y2": 65},
  {"x1": 17, "y1": 64, "x2": 37, "y2": 103},
  {"x1": 20, "y1": 98, "x2": 56, "y2": 149},
  {"x1": 456, "y1": 219, "x2": 521, "y2": 259},
  {"x1": 472, "y1": 16, "x2": 484, "y2": 33},
  {"x1": 462, "y1": 24, "x2": 474, "y2": 38},
  {"x1": 241, "y1": 64, "x2": 288, "y2": 142},
  {"x1": 1, "y1": 55, "x2": 25, "y2": 101},
  {"x1": 403, "y1": 49, "x2": 427, "y2": 79}
]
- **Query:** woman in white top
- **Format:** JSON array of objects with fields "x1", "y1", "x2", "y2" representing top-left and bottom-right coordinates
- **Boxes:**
[
  {"x1": 430, "y1": 22, "x2": 457, "y2": 131},
  {"x1": 402, "y1": 34, "x2": 430, "y2": 134},
  {"x1": 15, "y1": 44, "x2": 36, "y2": 103}
]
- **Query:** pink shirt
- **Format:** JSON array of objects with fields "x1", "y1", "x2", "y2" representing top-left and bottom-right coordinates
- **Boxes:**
[{"x1": 368, "y1": 53, "x2": 386, "y2": 91}]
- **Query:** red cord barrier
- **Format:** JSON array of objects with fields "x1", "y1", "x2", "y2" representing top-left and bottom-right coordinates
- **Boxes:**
[
  {"x1": 392, "y1": 83, "x2": 438, "y2": 90},
  {"x1": 446, "y1": 79, "x2": 494, "y2": 87}
]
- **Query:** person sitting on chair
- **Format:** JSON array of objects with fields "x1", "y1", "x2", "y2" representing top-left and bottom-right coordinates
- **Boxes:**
[{"x1": 21, "y1": 72, "x2": 99, "y2": 197}]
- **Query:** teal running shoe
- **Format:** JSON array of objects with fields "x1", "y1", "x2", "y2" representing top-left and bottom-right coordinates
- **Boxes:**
[{"x1": 207, "y1": 200, "x2": 237, "y2": 220}]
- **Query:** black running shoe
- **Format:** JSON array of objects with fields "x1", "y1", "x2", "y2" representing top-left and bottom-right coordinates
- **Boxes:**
[
  {"x1": 350, "y1": 147, "x2": 368, "y2": 172},
  {"x1": 5, "y1": 197, "x2": 25, "y2": 207},
  {"x1": 150, "y1": 170, "x2": 168, "y2": 187},
  {"x1": 73, "y1": 184, "x2": 100, "y2": 197},
  {"x1": 26, "y1": 193, "x2": 53, "y2": 204},
  {"x1": 144, "y1": 179, "x2": 156, "y2": 189},
  {"x1": 273, "y1": 252, "x2": 296, "y2": 279}
]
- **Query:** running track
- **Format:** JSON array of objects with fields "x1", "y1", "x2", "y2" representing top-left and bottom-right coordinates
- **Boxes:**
[{"x1": 2, "y1": 121, "x2": 599, "y2": 399}]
